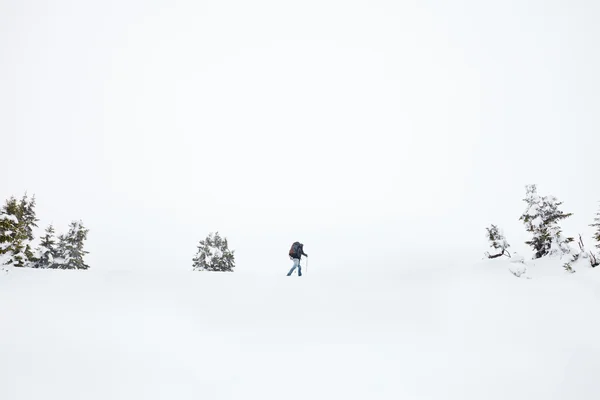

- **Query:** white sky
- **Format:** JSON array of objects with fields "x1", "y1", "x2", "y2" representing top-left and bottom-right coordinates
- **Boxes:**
[{"x1": 2, "y1": 0, "x2": 599, "y2": 272}]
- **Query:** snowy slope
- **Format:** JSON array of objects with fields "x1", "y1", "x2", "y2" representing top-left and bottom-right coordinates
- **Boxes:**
[{"x1": 1, "y1": 260, "x2": 600, "y2": 400}]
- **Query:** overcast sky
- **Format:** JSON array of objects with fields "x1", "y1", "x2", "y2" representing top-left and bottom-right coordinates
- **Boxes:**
[{"x1": 2, "y1": 0, "x2": 599, "y2": 272}]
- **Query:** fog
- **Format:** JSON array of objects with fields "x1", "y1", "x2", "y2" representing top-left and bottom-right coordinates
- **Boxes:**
[{"x1": 2, "y1": 0, "x2": 599, "y2": 272}]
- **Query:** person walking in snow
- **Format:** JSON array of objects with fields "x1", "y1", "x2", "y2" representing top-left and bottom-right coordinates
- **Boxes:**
[{"x1": 287, "y1": 241, "x2": 308, "y2": 276}]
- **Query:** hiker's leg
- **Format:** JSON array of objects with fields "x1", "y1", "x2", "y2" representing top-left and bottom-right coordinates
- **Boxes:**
[
  {"x1": 298, "y1": 260, "x2": 302, "y2": 276},
  {"x1": 287, "y1": 259, "x2": 298, "y2": 276}
]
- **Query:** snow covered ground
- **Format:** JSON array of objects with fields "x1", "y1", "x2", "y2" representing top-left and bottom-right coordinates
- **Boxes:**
[{"x1": 1, "y1": 259, "x2": 600, "y2": 400}]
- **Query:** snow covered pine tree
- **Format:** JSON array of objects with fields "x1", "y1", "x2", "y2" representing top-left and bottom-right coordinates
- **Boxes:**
[
  {"x1": 0, "y1": 194, "x2": 38, "y2": 268},
  {"x1": 52, "y1": 221, "x2": 90, "y2": 269},
  {"x1": 485, "y1": 224, "x2": 511, "y2": 258},
  {"x1": 0, "y1": 201, "x2": 17, "y2": 268},
  {"x1": 519, "y1": 184, "x2": 573, "y2": 259},
  {"x1": 192, "y1": 232, "x2": 235, "y2": 272},
  {"x1": 33, "y1": 225, "x2": 57, "y2": 269},
  {"x1": 590, "y1": 201, "x2": 600, "y2": 250},
  {"x1": 588, "y1": 201, "x2": 600, "y2": 267}
]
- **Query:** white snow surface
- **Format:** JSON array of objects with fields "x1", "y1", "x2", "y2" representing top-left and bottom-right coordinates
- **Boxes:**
[
  {"x1": 1, "y1": 260, "x2": 600, "y2": 399},
  {"x1": 508, "y1": 261, "x2": 528, "y2": 277}
]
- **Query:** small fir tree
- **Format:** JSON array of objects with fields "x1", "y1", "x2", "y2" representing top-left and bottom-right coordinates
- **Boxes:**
[
  {"x1": 519, "y1": 184, "x2": 573, "y2": 259},
  {"x1": 590, "y1": 201, "x2": 600, "y2": 250},
  {"x1": 33, "y1": 225, "x2": 57, "y2": 269},
  {"x1": 485, "y1": 224, "x2": 511, "y2": 258},
  {"x1": 20, "y1": 194, "x2": 38, "y2": 265},
  {"x1": 0, "y1": 203, "x2": 17, "y2": 269},
  {"x1": 0, "y1": 194, "x2": 38, "y2": 267},
  {"x1": 563, "y1": 262, "x2": 576, "y2": 273},
  {"x1": 192, "y1": 232, "x2": 235, "y2": 272},
  {"x1": 52, "y1": 221, "x2": 90, "y2": 269},
  {"x1": 52, "y1": 233, "x2": 67, "y2": 269}
]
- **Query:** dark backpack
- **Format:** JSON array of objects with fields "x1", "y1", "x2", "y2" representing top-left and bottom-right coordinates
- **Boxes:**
[{"x1": 289, "y1": 242, "x2": 301, "y2": 258}]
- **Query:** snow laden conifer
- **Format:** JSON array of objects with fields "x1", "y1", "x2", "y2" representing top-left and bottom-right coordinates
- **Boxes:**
[
  {"x1": 519, "y1": 184, "x2": 573, "y2": 259},
  {"x1": 33, "y1": 225, "x2": 57, "y2": 268},
  {"x1": 586, "y1": 202, "x2": 600, "y2": 267},
  {"x1": 52, "y1": 221, "x2": 90, "y2": 269},
  {"x1": 590, "y1": 202, "x2": 600, "y2": 250},
  {"x1": 53, "y1": 233, "x2": 67, "y2": 269},
  {"x1": 0, "y1": 194, "x2": 38, "y2": 268},
  {"x1": 192, "y1": 232, "x2": 235, "y2": 272},
  {"x1": 0, "y1": 198, "x2": 18, "y2": 268},
  {"x1": 485, "y1": 224, "x2": 511, "y2": 258},
  {"x1": 19, "y1": 194, "x2": 38, "y2": 263}
]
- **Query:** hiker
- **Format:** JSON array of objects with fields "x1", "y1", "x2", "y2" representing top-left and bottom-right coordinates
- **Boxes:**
[{"x1": 287, "y1": 241, "x2": 308, "y2": 276}]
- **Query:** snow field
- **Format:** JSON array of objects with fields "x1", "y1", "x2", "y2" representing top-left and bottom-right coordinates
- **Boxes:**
[{"x1": 1, "y1": 259, "x2": 600, "y2": 399}]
